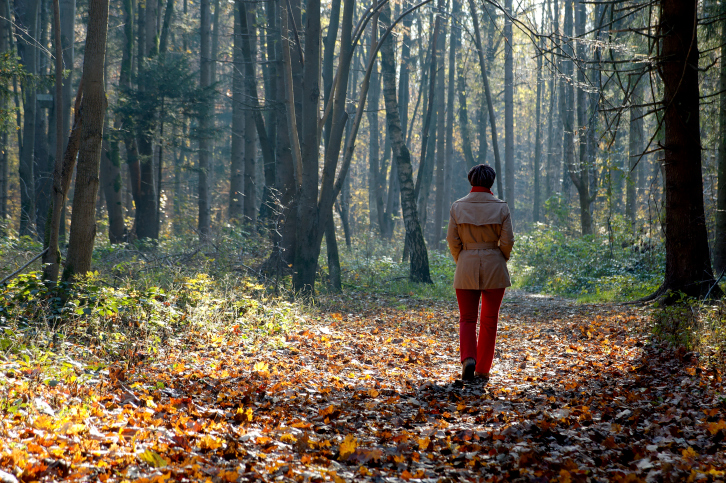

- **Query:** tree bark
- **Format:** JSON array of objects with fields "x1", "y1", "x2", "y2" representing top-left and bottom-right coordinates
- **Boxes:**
[
  {"x1": 198, "y1": 0, "x2": 212, "y2": 237},
  {"x1": 443, "y1": 0, "x2": 457, "y2": 221},
  {"x1": 17, "y1": 0, "x2": 40, "y2": 236},
  {"x1": 717, "y1": 1, "x2": 726, "y2": 275},
  {"x1": 292, "y1": 0, "x2": 322, "y2": 295},
  {"x1": 533, "y1": 35, "x2": 543, "y2": 222},
  {"x1": 468, "y1": 0, "x2": 503, "y2": 198},
  {"x1": 657, "y1": 0, "x2": 721, "y2": 299},
  {"x1": 63, "y1": 0, "x2": 109, "y2": 280},
  {"x1": 432, "y1": 0, "x2": 447, "y2": 247},
  {"x1": 243, "y1": 4, "x2": 257, "y2": 225},
  {"x1": 101, "y1": 115, "x2": 126, "y2": 243},
  {"x1": 504, "y1": 0, "x2": 514, "y2": 214},
  {"x1": 229, "y1": 4, "x2": 244, "y2": 222},
  {"x1": 380, "y1": 1, "x2": 431, "y2": 283},
  {"x1": 259, "y1": 0, "x2": 278, "y2": 221},
  {"x1": 626, "y1": 71, "x2": 643, "y2": 231}
]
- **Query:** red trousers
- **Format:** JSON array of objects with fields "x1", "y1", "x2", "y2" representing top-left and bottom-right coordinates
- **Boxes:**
[{"x1": 455, "y1": 288, "x2": 505, "y2": 374}]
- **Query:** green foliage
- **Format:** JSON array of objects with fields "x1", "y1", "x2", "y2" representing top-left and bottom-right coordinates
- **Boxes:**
[
  {"x1": 652, "y1": 296, "x2": 726, "y2": 369},
  {"x1": 0, "y1": 51, "x2": 27, "y2": 134},
  {"x1": 503, "y1": 223, "x2": 664, "y2": 302}
]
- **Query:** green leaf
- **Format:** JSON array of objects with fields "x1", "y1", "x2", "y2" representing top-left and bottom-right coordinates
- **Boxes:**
[{"x1": 138, "y1": 449, "x2": 168, "y2": 468}]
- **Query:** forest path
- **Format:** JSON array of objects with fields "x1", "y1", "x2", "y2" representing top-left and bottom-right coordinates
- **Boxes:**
[{"x1": 3, "y1": 291, "x2": 726, "y2": 482}]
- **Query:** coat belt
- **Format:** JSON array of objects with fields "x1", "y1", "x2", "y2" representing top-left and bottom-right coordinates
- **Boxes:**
[{"x1": 462, "y1": 242, "x2": 499, "y2": 250}]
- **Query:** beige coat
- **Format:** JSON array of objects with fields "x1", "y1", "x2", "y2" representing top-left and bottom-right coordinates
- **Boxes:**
[{"x1": 446, "y1": 191, "x2": 515, "y2": 290}]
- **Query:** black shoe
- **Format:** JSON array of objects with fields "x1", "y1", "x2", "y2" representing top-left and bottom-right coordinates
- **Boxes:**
[{"x1": 461, "y1": 358, "x2": 476, "y2": 381}]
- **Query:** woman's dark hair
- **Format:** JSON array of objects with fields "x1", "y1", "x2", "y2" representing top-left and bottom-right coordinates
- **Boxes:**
[{"x1": 468, "y1": 164, "x2": 496, "y2": 188}]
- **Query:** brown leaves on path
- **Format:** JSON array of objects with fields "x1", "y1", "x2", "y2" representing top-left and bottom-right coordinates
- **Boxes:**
[{"x1": 1, "y1": 290, "x2": 725, "y2": 482}]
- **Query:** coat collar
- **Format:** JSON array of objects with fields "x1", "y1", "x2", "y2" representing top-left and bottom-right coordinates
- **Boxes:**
[{"x1": 455, "y1": 191, "x2": 505, "y2": 203}]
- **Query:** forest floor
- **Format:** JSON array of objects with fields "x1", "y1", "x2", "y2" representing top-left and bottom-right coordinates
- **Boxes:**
[{"x1": 2, "y1": 289, "x2": 726, "y2": 482}]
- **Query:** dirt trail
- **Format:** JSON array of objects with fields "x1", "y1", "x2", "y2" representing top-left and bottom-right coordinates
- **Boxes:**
[{"x1": 1, "y1": 291, "x2": 725, "y2": 482}]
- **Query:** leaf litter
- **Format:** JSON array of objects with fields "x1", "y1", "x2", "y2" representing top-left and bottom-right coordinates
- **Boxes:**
[{"x1": 1, "y1": 289, "x2": 725, "y2": 482}]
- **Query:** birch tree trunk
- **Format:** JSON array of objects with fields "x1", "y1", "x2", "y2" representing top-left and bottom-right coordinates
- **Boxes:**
[
  {"x1": 63, "y1": 0, "x2": 109, "y2": 279},
  {"x1": 380, "y1": 2, "x2": 431, "y2": 283}
]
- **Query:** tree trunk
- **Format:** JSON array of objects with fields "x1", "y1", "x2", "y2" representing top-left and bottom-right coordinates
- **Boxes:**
[
  {"x1": 567, "y1": 0, "x2": 592, "y2": 235},
  {"x1": 292, "y1": 0, "x2": 322, "y2": 295},
  {"x1": 237, "y1": 0, "x2": 276, "y2": 220},
  {"x1": 432, "y1": 0, "x2": 447, "y2": 248},
  {"x1": 243, "y1": 4, "x2": 257, "y2": 225},
  {"x1": 412, "y1": 17, "x2": 438, "y2": 231},
  {"x1": 504, "y1": 0, "x2": 514, "y2": 215},
  {"x1": 368, "y1": 54, "x2": 382, "y2": 232},
  {"x1": 63, "y1": 0, "x2": 109, "y2": 280},
  {"x1": 626, "y1": 71, "x2": 643, "y2": 231},
  {"x1": 657, "y1": 0, "x2": 721, "y2": 299},
  {"x1": 229, "y1": 4, "x2": 244, "y2": 222},
  {"x1": 457, "y1": 55, "x2": 475, "y2": 168},
  {"x1": 60, "y1": 0, "x2": 74, "y2": 145},
  {"x1": 322, "y1": 0, "x2": 341, "y2": 148},
  {"x1": 468, "y1": 0, "x2": 503, "y2": 198},
  {"x1": 0, "y1": 0, "x2": 6, "y2": 229},
  {"x1": 273, "y1": 0, "x2": 298, "y2": 265},
  {"x1": 443, "y1": 0, "x2": 457, "y2": 223},
  {"x1": 533, "y1": 35, "x2": 543, "y2": 222},
  {"x1": 717, "y1": 1, "x2": 726, "y2": 275},
  {"x1": 198, "y1": 0, "x2": 212, "y2": 237},
  {"x1": 17, "y1": 0, "x2": 40, "y2": 236},
  {"x1": 258, "y1": 0, "x2": 278, "y2": 221},
  {"x1": 325, "y1": 210, "x2": 341, "y2": 292},
  {"x1": 380, "y1": 1, "x2": 431, "y2": 283}
]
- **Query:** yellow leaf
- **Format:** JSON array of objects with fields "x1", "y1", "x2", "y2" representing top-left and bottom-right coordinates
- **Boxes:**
[
  {"x1": 246, "y1": 408, "x2": 253, "y2": 422},
  {"x1": 707, "y1": 420, "x2": 726, "y2": 435},
  {"x1": 559, "y1": 469, "x2": 572, "y2": 483},
  {"x1": 138, "y1": 449, "x2": 168, "y2": 468},
  {"x1": 280, "y1": 433, "x2": 297, "y2": 444},
  {"x1": 418, "y1": 437, "x2": 430, "y2": 451},
  {"x1": 368, "y1": 389, "x2": 379, "y2": 398},
  {"x1": 199, "y1": 435, "x2": 222, "y2": 450},
  {"x1": 682, "y1": 446, "x2": 697, "y2": 459},
  {"x1": 339, "y1": 434, "x2": 357, "y2": 460}
]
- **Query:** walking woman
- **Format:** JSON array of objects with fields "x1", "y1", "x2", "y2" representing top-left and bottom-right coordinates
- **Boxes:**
[{"x1": 446, "y1": 164, "x2": 514, "y2": 382}]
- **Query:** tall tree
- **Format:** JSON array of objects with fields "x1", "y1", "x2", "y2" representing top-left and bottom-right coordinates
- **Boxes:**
[
  {"x1": 432, "y1": 0, "x2": 446, "y2": 246},
  {"x1": 229, "y1": 3, "x2": 244, "y2": 222},
  {"x1": 380, "y1": 1, "x2": 431, "y2": 283},
  {"x1": 532, "y1": 31, "x2": 543, "y2": 222},
  {"x1": 626, "y1": 70, "x2": 643, "y2": 230},
  {"x1": 503, "y1": 0, "x2": 514, "y2": 214},
  {"x1": 292, "y1": 0, "x2": 323, "y2": 295},
  {"x1": 16, "y1": 0, "x2": 40, "y2": 236},
  {"x1": 656, "y1": 0, "x2": 721, "y2": 299},
  {"x1": 468, "y1": 0, "x2": 503, "y2": 197},
  {"x1": 243, "y1": 3, "x2": 257, "y2": 225},
  {"x1": 568, "y1": 0, "x2": 593, "y2": 235},
  {"x1": 715, "y1": 2, "x2": 726, "y2": 275},
  {"x1": 197, "y1": 0, "x2": 212, "y2": 237},
  {"x1": 63, "y1": 0, "x2": 109, "y2": 279}
]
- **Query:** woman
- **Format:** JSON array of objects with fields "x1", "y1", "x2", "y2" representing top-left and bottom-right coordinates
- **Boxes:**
[{"x1": 446, "y1": 164, "x2": 514, "y2": 382}]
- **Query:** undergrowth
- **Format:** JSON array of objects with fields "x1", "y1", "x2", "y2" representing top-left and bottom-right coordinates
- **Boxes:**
[
  {"x1": 0, "y1": 227, "x2": 305, "y2": 387},
  {"x1": 652, "y1": 297, "x2": 726, "y2": 370},
  {"x1": 508, "y1": 222, "x2": 664, "y2": 302}
]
